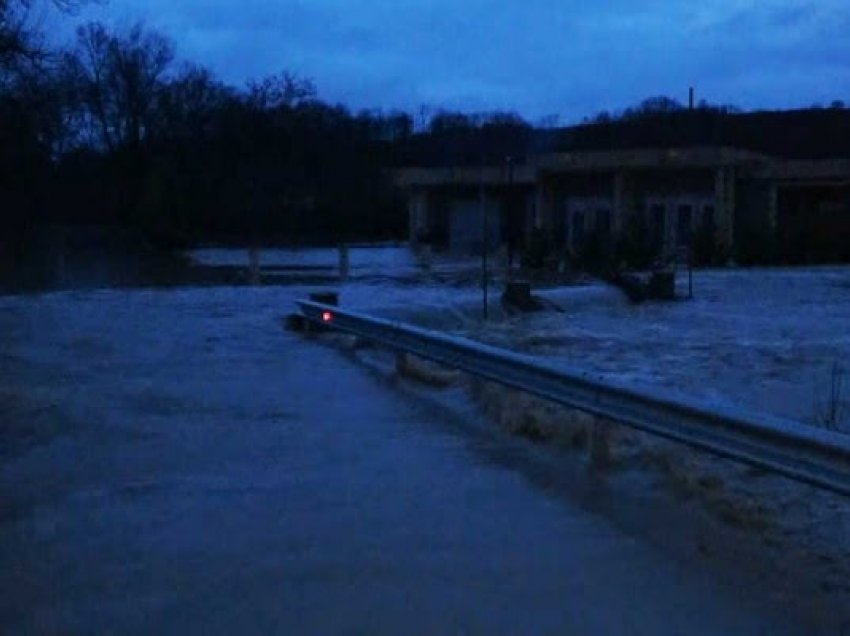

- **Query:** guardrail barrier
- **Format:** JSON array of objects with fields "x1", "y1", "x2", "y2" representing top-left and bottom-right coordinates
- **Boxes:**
[{"x1": 297, "y1": 299, "x2": 850, "y2": 496}]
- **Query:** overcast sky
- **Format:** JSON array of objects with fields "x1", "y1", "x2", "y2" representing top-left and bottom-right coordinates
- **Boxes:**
[{"x1": 52, "y1": 0, "x2": 850, "y2": 124}]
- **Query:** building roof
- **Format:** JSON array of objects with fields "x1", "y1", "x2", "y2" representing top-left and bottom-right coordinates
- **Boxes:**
[{"x1": 395, "y1": 146, "x2": 850, "y2": 187}]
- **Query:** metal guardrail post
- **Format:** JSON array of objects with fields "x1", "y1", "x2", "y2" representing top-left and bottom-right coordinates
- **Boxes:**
[{"x1": 338, "y1": 244, "x2": 350, "y2": 281}]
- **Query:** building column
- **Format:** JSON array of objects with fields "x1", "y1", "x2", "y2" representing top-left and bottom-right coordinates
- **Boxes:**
[
  {"x1": 533, "y1": 180, "x2": 554, "y2": 231},
  {"x1": 523, "y1": 191, "x2": 536, "y2": 237},
  {"x1": 613, "y1": 171, "x2": 633, "y2": 236},
  {"x1": 408, "y1": 188, "x2": 429, "y2": 244},
  {"x1": 714, "y1": 166, "x2": 736, "y2": 259},
  {"x1": 479, "y1": 188, "x2": 501, "y2": 247},
  {"x1": 767, "y1": 182, "x2": 779, "y2": 233}
]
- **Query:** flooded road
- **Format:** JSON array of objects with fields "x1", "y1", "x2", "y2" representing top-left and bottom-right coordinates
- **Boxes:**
[{"x1": 0, "y1": 284, "x2": 829, "y2": 634}]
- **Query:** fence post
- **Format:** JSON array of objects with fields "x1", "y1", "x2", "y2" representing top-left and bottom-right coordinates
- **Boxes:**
[
  {"x1": 248, "y1": 247, "x2": 260, "y2": 285},
  {"x1": 688, "y1": 247, "x2": 694, "y2": 299},
  {"x1": 339, "y1": 244, "x2": 350, "y2": 281}
]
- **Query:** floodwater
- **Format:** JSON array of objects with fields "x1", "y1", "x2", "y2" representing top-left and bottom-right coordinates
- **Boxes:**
[
  {"x1": 0, "y1": 238, "x2": 425, "y2": 293},
  {"x1": 488, "y1": 267, "x2": 850, "y2": 429},
  {"x1": 0, "y1": 251, "x2": 845, "y2": 633}
]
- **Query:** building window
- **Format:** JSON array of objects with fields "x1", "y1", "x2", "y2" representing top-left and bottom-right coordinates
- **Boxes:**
[
  {"x1": 596, "y1": 208, "x2": 611, "y2": 236},
  {"x1": 571, "y1": 211, "x2": 585, "y2": 247},
  {"x1": 677, "y1": 204, "x2": 693, "y2": 247},
  {"x1": 650, "y1": 204, "x2": 666, "y2": 248},
  {"x1": 700, "y1": 205, "x2": 715, "y2": 238}
]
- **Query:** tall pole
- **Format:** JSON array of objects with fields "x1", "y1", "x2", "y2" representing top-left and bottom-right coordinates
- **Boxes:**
[
  {"x1": 688, "y1": 246, "x2": 694, "y2": 299},
  {"x1": 480, "y1": 163, "x2": 488, "y2": 321},
  {"x1": 506, "y1": 155, "x2": 514, "y2": 276}
]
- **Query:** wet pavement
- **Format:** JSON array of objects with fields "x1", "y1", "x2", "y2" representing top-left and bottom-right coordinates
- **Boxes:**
[{"x1": 0, "y1": 284, "x2": 829, "y2": 634}]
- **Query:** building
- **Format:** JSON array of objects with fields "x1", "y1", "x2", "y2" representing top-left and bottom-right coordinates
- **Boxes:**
[{"x1": 396, "y1": 146, "x2": 850, "y2": 265}]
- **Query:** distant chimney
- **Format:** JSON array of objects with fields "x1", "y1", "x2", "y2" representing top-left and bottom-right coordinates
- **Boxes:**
[{"x1": 689, "y1": 87, "x2": 695, "y2": 110}]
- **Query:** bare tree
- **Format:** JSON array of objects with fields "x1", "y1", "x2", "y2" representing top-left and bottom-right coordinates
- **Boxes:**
[
  {"x1": 246, "y1": 71, "x2": 315, "y2": 110},
  {"x1": 1, "y1": 0, "x2": 91, "y2": 70},
  {"x1": 156, "y1": 63, "x2": 234, "y2": 141},
  {"x1": 63, "y1": 22, "x2": 174, "y2": 151}
]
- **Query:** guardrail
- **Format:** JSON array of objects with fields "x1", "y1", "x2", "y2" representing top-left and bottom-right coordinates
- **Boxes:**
[{"x1": 297, "y1": 299, "x2": 850, "y2": 497}]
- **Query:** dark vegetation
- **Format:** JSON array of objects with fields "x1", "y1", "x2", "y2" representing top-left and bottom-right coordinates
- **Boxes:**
[
  {"x1": 1, "y1": 2, "x2": 415, "y2": 252},
  {"x1": 564, "y1": 96, "x2": 850, "y2": 159},
  {"x1": 2, "y1": 1, "x2": 849, "y2": 261}
]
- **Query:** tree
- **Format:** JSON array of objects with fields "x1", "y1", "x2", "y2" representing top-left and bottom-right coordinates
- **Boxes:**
[
  {"x1": 589, "y1": 110, "x2": 613, "y2": 124},
  {"x1": 63, "y1": 22, "x2": 174, "y2": 151},
  {"x1": 246, "y1": 71, "x2": 315, "y2": 110},
  {"x1": 353, "y1": 108, "x2": 412, "y2": 142},
  {"x1": 536, "y1": 114, "x2": 559, "y2": 129},
  {"x1": 428, "y1": 110, "x2": 476, "y2": 133},
  {"x1": 1, "y1": 1, "x2": 93, "y2": 241},
  {"x1": 1, "y1": 0, "x2": 90, "y2": 73},
  {"x1": 621, "y1": 95, "x2": 684, "y2": 120},
  {"x1": 156, "y1": 63, "x2": 234, "y2": 142}
]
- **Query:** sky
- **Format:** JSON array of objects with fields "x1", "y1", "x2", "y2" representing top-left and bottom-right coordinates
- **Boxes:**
[{"x1": 50, "y1": 0, "x2": 850, "y2": 125}]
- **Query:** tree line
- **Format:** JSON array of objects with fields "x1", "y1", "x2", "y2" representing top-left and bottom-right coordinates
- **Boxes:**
[
  {"x1": 2, "y1": 0, "x2": 848, "y2": 255},
  {"x1": 2, "y1": 3, "x2": 412, "y2": 248},
  {"x1": 0, "y1": 1, "x2": 539, "y2": 250}
]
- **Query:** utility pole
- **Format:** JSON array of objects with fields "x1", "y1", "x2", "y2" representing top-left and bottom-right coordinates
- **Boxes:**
[
  {"x1": 480, "y1": 162, "x2": 488, "y2": 321},
  {"x1": 506, "y1": 155, "x2": 514, "y2": 277}
]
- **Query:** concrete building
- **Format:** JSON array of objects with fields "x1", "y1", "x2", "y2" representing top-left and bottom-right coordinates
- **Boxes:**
[{"x1": 396, "y1": 147, "x2": 850, "y2": 264}]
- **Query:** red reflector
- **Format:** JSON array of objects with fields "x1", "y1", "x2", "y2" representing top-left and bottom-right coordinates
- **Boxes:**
[{"x1": 322, "y1": 311, "x2": 333, "y2": 323}]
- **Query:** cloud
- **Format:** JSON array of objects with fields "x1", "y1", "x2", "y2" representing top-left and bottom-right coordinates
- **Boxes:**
[{"x1": 60, "y1": 0, "x2": 850, "y2": 122}]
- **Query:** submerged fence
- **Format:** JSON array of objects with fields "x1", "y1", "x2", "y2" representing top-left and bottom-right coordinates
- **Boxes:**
[{"x1": 296, "y1": 299, "x2": 850, "y2": 497}]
